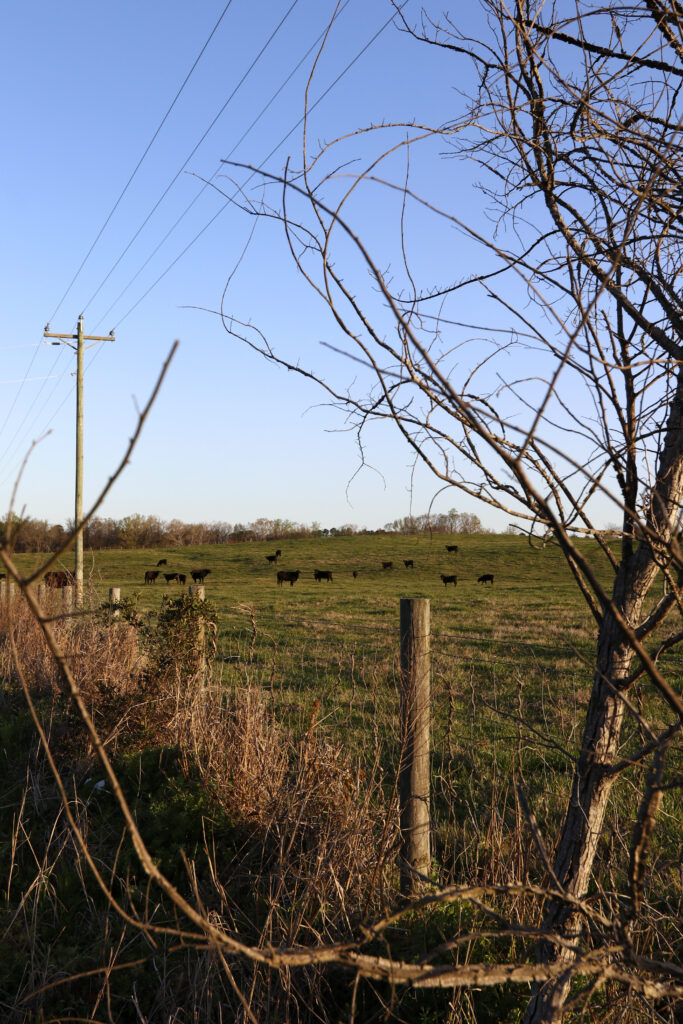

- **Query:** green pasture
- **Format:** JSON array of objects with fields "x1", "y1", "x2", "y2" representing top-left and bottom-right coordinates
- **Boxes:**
[
  {"x1": 11, "y1": 533, "x2": 677, "y2": 774},
  {"x1": 17, "y1": 532, "x2": 609, "y2": 646},
  {"x1": 4, "y1": 536, "x2": 681, "y2": 1022},
  {"x1": 10, "y1": 533, "x2": 635, "y2": 759}
]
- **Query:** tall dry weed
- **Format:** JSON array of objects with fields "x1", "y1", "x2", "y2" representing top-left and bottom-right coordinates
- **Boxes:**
[{"x1": 0, "y1": 590, "x2": 143, "y2": 700}]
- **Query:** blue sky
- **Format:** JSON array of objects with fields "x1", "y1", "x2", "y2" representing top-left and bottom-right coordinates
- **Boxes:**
[{"x1": 1, "y1": 1, "x2": 609, "y2": 533}]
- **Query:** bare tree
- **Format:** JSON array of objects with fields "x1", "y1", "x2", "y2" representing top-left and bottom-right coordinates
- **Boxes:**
[
  {"x1": 215, "y1": 1, "x2": 683, "y2": 1019},
  {"x1": 3, "y1": 4, "x2": 682, "y2": 1019}
]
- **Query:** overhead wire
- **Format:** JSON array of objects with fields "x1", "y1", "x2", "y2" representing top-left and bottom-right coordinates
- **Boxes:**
[
  {"x1": 0, "y1": 377, "x2": 79, "y2": 492},
  {"x1": 0, "y1": 320, "x2": 75, "y2": 457},
  {"x1": 108, "y1": 4, "x2": 397, "y2": 332},
  {"x1": 2, "y1": 0, "x2": 392, "y2": 485},
  {"x1": 0, "y1": 346, "x2": 71, "y2": 486},
  {"x1": 80, "y1": 0, "x2": 303, "y2": 319},
  {"x1": 0, "y1": 1, "x2": 239, "y2": 483},
  {"x1": 2, "y1": 3, "x2": 236, "y2": 475},
  {"x1": 0, "y1": 343, "x2": 44, "y2": 351},
  {"x1": 0, "y1": 0, "x2": 305, "y2": 483},
  {"x1": 0, "y1": 374, "x2": 72, "y2": 385},
  {"x1": 0, "y1": 0, "x2": 304, "y2": 488},
  {"x1": 48, "y1": 0, "x2": 237, "y2": 324},
  {"x1": 92, "y1": 0, "x2": 354, "y2": 332}
]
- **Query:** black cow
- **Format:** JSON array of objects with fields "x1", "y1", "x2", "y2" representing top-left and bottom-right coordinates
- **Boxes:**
[
  {"x1": 404, "y1": 559, "x2": 414, "y2": 568},
  {"x1": 314, "y1": 569, "x2": 333, "y2": 582},
  {"x1": 144, "y1": 570, "x2": 160, "y2": 584},
  {"x1": 352, "y1": 570, "x2": 358, "y2": 578},
  {"x1": 45, "y1": 570, "x2": 74, "y2": 588},
  {"x1": 446, "y1": 544, "x2": 459, "y2": 554},
  {"x1": 478, "y1": 573, "x2": 494, "y2": 585},
  {"x1": 178, "y1": 573, "x2": 186, "y2": 585},
  {"x1": 191, "y1": 569, "x2": 211, "y2": 583},
  {"x1": 277, "y1": 570, "x2": 300, "y2": 587},
  {"x1": 164, "y1": 572, "x2": 180, "y2": 584},
  {"x1": 441, "y1": 574, "x2": 457, "y2": 587},
  {"x1": 382, "y1": 561, "x2": 393, "y2": 570},
  {"x1": 156, "y1": 558, "x2": 167, "y2": 567},
  {"x1": 266, "y1": 554, "x2": 279, "y2": 564}
]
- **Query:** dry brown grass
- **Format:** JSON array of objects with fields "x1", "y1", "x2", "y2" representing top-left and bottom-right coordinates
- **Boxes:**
[
  {"x1": 1, "y1": 588, "x2": 680, "y2": 1023},
  {"x1": 0, "y1": 590, "x2": 143, "y2": 698},
  {"x1": 1, "y1": 593, "x2": 405, "y2": 1022}
]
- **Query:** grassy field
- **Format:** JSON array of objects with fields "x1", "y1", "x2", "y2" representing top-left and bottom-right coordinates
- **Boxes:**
[
  {"x1": 14, "y1": 532, "x2": 674, "y2": 779},
  {"x1": 2, "y1": 534, "x2": 681, "y2": 1022},
  {"x1": 9, "y1": 532, "x2": 678, "y2": 847},
  {"x1": 18, "y1": 532, "x2": 610, "y2": 644}
]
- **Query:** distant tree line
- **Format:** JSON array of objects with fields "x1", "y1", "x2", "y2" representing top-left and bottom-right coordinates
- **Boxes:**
[
  {"x1": 384, "y1": 510, "x2": 483, "y2": 534},
  {"x1": 0, "y1": 509, "x2": 487, "y2": 553}
]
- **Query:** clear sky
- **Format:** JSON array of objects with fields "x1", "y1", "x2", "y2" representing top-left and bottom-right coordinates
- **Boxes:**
[{"x1": 1, "y1": 1, "x2": 607, "y2": 533}]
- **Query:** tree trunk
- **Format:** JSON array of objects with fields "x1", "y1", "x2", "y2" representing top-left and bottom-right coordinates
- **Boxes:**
[
  {"x1": 523, "y1": 614, "x2": 637, "y2": 1022},
  {"x1": 525, "y1": 375, "x2": 683, "y2": 1022}
]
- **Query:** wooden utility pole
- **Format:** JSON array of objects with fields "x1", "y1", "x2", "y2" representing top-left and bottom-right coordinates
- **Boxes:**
[
  {"x1": 399, "y1": 597, "x2": 431, "y2": 894},
  {"x1": 43, "y1": 316, "x2": 114, "y2": 603}
]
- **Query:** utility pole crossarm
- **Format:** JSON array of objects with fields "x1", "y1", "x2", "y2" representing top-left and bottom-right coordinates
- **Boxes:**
[{"x1": 43, "y1": 331, "x2": 115, "y2": 343}]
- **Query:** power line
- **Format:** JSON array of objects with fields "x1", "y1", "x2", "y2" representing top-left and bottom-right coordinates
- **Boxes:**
[
  {"x1": 0, "y1": 2, "x2": 239, "y2": 476},
  {"x1": 111, "y1": 5, "x2": 396, "y2": 331},
  {"x1": 0, "y1": 0, "x2": 331, "y2": 477},
  {"x1": 0, "y1": 343, "x2": 44, "y2": 351},
  {"x1": 48, "y1": 0, "x2": 237, "y2": 324},
  {"x1": 80, "y1": 0, "x2": 302, "y2": 318},
  {"x1": 0, "y1": 345, "x2": 68, "y2": 464},
  {"x1": 0, "y1": 374, "x2": 72, "y2": 384},
  {"x1": 0, "y1": 4, "x2": 235, "y2": 460},
  {"x1": 0, "y1": 332, "x2": 72, "y2": 457},
  {"x1": 1, "y1": 2, "x2": 391, "y2": 476},
  {"x1": 0, "y1": 377, "x2": 77, "y2": 491},
  {"x1": 92, "y1": 0, "x2": 354, "y2": 332}
]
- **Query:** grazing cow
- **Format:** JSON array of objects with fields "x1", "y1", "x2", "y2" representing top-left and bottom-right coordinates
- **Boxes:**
[
  {"x1": 177, "y1": 573, "x2": 186, "y2": 585},
  {"x1": 352, "y1": 570, "x2": 358, "y2": 578},
  {"x1": 164, "y1": 572, "x2": 179, "y2": 584},
  {"x1": 314, "y1": 569, "x2": 333, "y2": 582},
  {"x1": 382, "y1": 561, "x2": 393, "y2": 570},
  {"x1": 277, "y1": 570, "x2": 300, "y2": 587},
  {"x1": 156, "y1": 558, "x2": 167, "y2": 567},
  {"x1": 446, "y1": 544, "x2": 459, "y2": 554},
  {"x1": 144, "y1": 570, "x2": 160, "y2": 584},
  {"x1": 266, "y1": 554, "x2": 279, "y2": 564},
  {"x1": 45, "y1": 570, "x2": 74, "y2": 588},
  {"x1": 404, "y1": 559, "x2": 414, "y2": 568},
  {"x1": 441, "y1": 574, "x2": 457, "y2": 587},
  {"x1": 191, "y1": 569, "x2": 211, "y2": 583},
  {"x1": 478, "y1": 573, "x2": 494, "y2": 585}
]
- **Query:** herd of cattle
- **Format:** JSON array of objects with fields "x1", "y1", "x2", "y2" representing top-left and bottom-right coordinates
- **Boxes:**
[
  {"x1": 144, "y1": 568, "x2": 211, "y2": 585},
  {"x1": 34, "y1": 545, "x2": 494, "y2": 593},
  {"x1": 136, "y1": 545, "x2": 494, "y2": 590}
]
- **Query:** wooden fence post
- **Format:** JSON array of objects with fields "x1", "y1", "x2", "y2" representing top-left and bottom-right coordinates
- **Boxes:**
[
  {"x1": 399, "y1": 597, "x2": 431, "y2": 894},
  {"x1": 188, "y1": 585, "x2": 206, "y2": 677},
  {"x1": 62, "y1": 586, "x2": 73, "y2": 614},
  {"x1": 109, "y1": 587, "x2": 121, "y2": 620}
]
